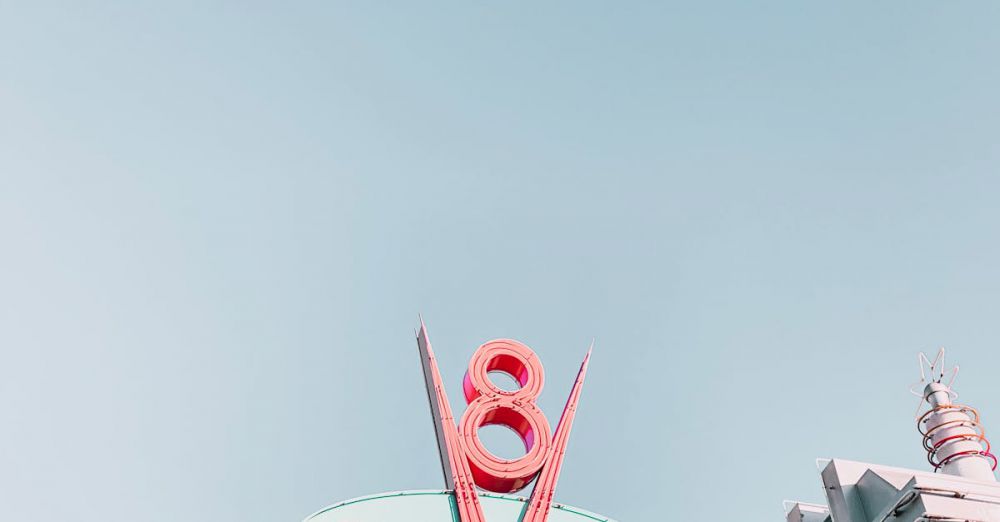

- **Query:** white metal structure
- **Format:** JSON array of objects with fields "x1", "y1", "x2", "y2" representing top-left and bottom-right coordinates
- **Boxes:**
[{"x1": 784, "y1": 349, "x2": 1000, "y2": 522}]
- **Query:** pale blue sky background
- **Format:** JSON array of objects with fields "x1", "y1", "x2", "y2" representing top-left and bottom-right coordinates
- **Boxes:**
[{"x1": 2, "y1": 2, "x2": 1000, "y2": 521}]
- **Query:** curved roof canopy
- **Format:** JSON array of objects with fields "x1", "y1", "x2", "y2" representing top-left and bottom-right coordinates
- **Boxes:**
[{"x1": 305, "y1": 490, "x2": 615, "y2": 522}]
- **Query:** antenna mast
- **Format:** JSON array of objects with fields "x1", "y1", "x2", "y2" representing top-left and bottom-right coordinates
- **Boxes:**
[{"x1": 911, "y1": 348, "x2": 997, "y2": 482}]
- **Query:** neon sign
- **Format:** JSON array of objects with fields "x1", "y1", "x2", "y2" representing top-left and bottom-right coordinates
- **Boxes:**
[{"x1": 416, "y1": 319, "x2": 592, "y2": 522}]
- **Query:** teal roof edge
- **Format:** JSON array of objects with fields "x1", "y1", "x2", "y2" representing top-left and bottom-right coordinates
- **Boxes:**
[{"x1": 302, "y1": 490, "x2": 616, "y2": 522}]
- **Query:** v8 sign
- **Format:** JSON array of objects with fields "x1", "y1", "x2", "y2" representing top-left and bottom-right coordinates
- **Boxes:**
[
  {"x1": 302, "y1": 320, "x2": 611, "y2": 522},
  {"x1": 416, "y1": 319, "x2": 593, "y2": 522}
]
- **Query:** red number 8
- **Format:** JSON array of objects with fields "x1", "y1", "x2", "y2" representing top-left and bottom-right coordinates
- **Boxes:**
[{"x1": 458, "y1": 339, "x2": 552, "y2": 493}]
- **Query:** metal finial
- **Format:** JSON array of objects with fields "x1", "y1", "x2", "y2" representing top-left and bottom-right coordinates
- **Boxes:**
[{"x1": 908, "y1": 348, "x2": 960, "y2": 418}]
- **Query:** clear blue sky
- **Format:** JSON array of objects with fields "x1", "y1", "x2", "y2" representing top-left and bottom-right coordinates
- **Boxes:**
[{"x1": 2, "y1": 2, "x2": 1000, "y2": 521}]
